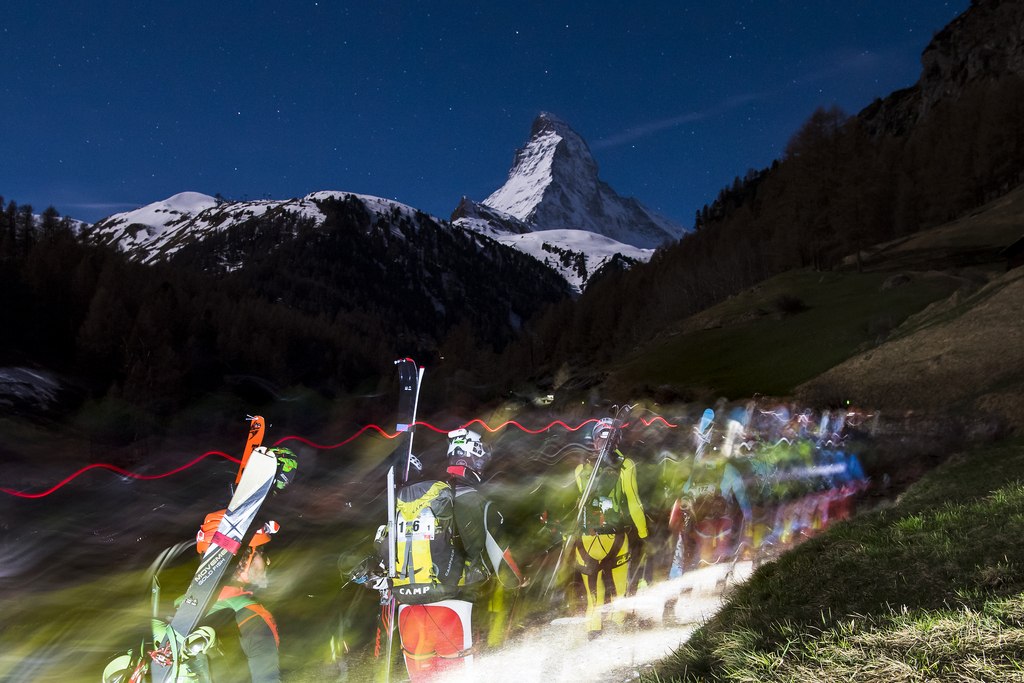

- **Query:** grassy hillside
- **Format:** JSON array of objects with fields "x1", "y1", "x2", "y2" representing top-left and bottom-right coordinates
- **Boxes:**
[
  {"x1": 800, "y1": 267, "x2": 1024, "y2": 431},
  {"x1": 844, "y1": 182, "x2": 1024, "y2": 273},
  {"x1": 647, "y1": 436, "x2": 1024, "y2": 682},
  {"x1": 603, "y1": 182, "x2": 1024, "y2": 417},
  {"x1": 607, "y1": 268, "x2": 965, "y2": 399}
]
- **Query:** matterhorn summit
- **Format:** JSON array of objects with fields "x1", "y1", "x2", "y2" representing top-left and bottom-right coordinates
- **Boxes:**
[{"x1": 477, "y1": 112, "x2": 687, "y2": 249}]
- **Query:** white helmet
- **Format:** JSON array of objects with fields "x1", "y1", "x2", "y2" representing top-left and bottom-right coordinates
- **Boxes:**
[{"x1": 446, "y1": 428, "x2": 491, "y2": 480}]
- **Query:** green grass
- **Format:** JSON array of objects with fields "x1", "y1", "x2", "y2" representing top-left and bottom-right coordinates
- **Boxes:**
[
  {"x1": 614, "y1": 268, "x2": 964, "y2": 398},
  {"x1": 645, "y1": 437, "x2": 1024, "y2": 683}
]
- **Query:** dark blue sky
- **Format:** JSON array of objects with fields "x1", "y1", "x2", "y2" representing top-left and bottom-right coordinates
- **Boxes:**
[{"x1": 2, "y1": 1, "x2": 968, "y2": 226}]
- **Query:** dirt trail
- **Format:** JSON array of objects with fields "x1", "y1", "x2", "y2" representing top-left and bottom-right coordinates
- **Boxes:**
[{"x1": 433, "y1": 562, "x2": 755, "y2": 683}]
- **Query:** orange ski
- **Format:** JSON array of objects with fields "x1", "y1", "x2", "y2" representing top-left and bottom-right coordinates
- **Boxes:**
[{"x1": 234, "y1": 415, "x2": 266, "y2": 484}]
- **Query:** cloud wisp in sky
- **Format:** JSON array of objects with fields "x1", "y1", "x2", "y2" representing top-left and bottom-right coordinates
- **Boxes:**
[
  {"x1": 592, "y1": 46, "x2": 895, "y2": 154},
  {"x1": 592, "y1": 93, "x2": 766, "y2": 151}
]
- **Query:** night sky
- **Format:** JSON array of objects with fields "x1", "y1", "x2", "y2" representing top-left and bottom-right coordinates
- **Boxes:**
[{"x1": 2, "y1": 1, "x2": 968, "y2": 226}]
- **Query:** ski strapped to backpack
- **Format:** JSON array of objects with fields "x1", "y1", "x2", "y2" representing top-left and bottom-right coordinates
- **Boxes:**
[
  {"x1": 150, "y1": 444, "x2": 280, "y2": 683},
  {"x1": 694, "y1": 408, "x2": 715, "y2": 460},
  {"x1": 387, "y1": 359, "x2": 424, "y2": 580},
  {"x1": 380, "y1": 358, "x2": 425, "y2": 682}
]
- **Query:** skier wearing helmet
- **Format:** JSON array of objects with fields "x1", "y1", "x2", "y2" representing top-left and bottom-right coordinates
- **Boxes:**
[
  {"x1": 191, "y1": 510, "x2": 282, "y2": 683},
  {"x1": 369, "y1": 428, "x2": 523, "y2": 682},
  {"x1": 573, "y1": 416, "x2": 648, "y2": 637},
  {"x1": 447, "y1": 428, "x2": 526, "y2": 649}
]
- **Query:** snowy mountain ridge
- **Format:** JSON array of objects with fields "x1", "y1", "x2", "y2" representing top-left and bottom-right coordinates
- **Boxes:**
[
  {"x1": 82, "y1": 190, "x2": 428, "y2": 264},
  {"x1": 85, "y1": 189, "x2": 651, "y2": 293},
  {"x1": 82, "y1": 113, "x2": 686, "y2": 292}
]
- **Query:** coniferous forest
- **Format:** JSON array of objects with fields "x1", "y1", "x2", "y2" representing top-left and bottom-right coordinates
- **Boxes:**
[
  {"x1": 2, "y1": 72, "x2": 1024, "y2": 421},
  {"x1": 0, "y1": 195, "x2": 569, "y2": 418}
]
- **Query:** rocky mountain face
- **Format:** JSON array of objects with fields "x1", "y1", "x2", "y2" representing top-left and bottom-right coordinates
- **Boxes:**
[
  {"x1": 450, "y1": 196, "x2": 531, "y2": 238},
  {"x1": 860, "y1": 0, "x2": 1024, "y2": 137},
  {"x1": 459, "y1": 112, "x2": 687, "y2": 250}
]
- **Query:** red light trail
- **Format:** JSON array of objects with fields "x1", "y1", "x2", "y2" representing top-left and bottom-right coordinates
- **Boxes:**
[
  {"x1": 1, "y1": 451, "x2": 240, "y2": 499},
  {"x1": 2, "y1": 416, "x2": 677, "y2": 498}
]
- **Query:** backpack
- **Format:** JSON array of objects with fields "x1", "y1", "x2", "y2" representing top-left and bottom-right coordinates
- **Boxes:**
[
  {"x1": 682, "y1": 459, "x2": 731, "y2": 522},
  {"x1": 391, "y1": 480, "x2": 465, "y2": 605},
  {"x1": 580, "y1": 464, "x2": 626, "y2": 534}
]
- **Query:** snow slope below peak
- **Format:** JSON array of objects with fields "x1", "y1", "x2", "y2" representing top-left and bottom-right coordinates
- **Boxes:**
[{"x1": 494, "y1": 229, "x2": 653, "y2": 293}]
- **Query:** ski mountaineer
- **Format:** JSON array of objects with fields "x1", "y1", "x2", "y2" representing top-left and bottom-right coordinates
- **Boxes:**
[
  {"x1": 355, "y1": 428, "x2": 524, "y2": 682},
  {"x1": 153, "y1": 446, "x2": 294, "y2": 683},
  {"x1": 185, "y1": 510, "x2": 283, "y2": 683},
  {"x1": 102, "y1": 434, "x2": 295, "y2": 683},
  {"x1": 573, "y1": 418, "x2": 649, "y2": 637},
  {"x1": 445, "y1": 429, "x2": 527, "y2": 650}
]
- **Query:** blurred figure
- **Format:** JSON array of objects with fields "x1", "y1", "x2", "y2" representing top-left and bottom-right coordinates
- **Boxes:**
[
  {"x1": 632, "y1": 413, "x2": 690, "y2": 592},
  {"x1": 573, "y1": 417, "x2": 649, "y2": 637},
  {"x1": 670, "y1": 409, "x2": 752, "y2": 575}
]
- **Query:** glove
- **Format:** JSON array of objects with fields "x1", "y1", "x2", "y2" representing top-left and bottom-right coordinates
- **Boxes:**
[{"x1": 349, "y1": 556, "x2": 388, "y2": 591}]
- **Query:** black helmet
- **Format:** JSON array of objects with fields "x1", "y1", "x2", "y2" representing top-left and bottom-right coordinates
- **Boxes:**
[{"x1": 446, "y1": 428, "x2": 491, "y2": 482}]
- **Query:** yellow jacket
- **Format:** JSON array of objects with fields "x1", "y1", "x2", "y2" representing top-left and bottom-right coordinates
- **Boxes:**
[{"x1": 575, "y1": 454, "x2": 648, "y2": 539}]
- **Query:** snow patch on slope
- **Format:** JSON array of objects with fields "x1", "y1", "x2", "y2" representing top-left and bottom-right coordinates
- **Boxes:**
[
  {"x1": 495, "y1": 229, "x2": 653, "y2": 293},
  {"x1": 0, "y1": 367, "x2": 60, "y2": 410}
]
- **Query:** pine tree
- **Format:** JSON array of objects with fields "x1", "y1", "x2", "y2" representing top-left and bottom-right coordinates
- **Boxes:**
[
  {"x1": 5, "y1": 200, "x2": 19, "y2": 251},
  {"x1": 40, "y1": 206, "x2": 61, "y2": 240},
  {"x1": 18, "y1": 203, "x2": 36, "y2": 254}
]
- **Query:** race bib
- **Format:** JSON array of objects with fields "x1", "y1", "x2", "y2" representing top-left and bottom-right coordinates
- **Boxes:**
[
  {"x1": 398, "y1": 511, "x2": 435, "y2": 541},
  {"x1": 690, "y1": 483, "x2": 716, "y2": 497}
]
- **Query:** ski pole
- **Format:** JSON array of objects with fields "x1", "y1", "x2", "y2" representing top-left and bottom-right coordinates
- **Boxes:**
[{"x1": 504, "y1": 585, "x2": 521, "y2": 648}]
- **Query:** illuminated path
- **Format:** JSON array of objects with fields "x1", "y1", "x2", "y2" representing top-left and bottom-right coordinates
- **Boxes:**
[{"x1": 437, "y1": 562, "x2": 756, "y2": 683}]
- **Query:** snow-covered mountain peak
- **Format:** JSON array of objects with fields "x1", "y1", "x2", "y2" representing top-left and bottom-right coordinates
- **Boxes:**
[
  {"x1": 476, "y1": 113, "x2": 687, "y2": 249},
  {"x1": 530, "y1": 111, "x2": 598, "y2": 179},
  {"x1": 486, "y1": 112, "x2": 598, "y2": 226},
  {"x1": 94, "y1": 191, "x2": 219, "y2": 241}
]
